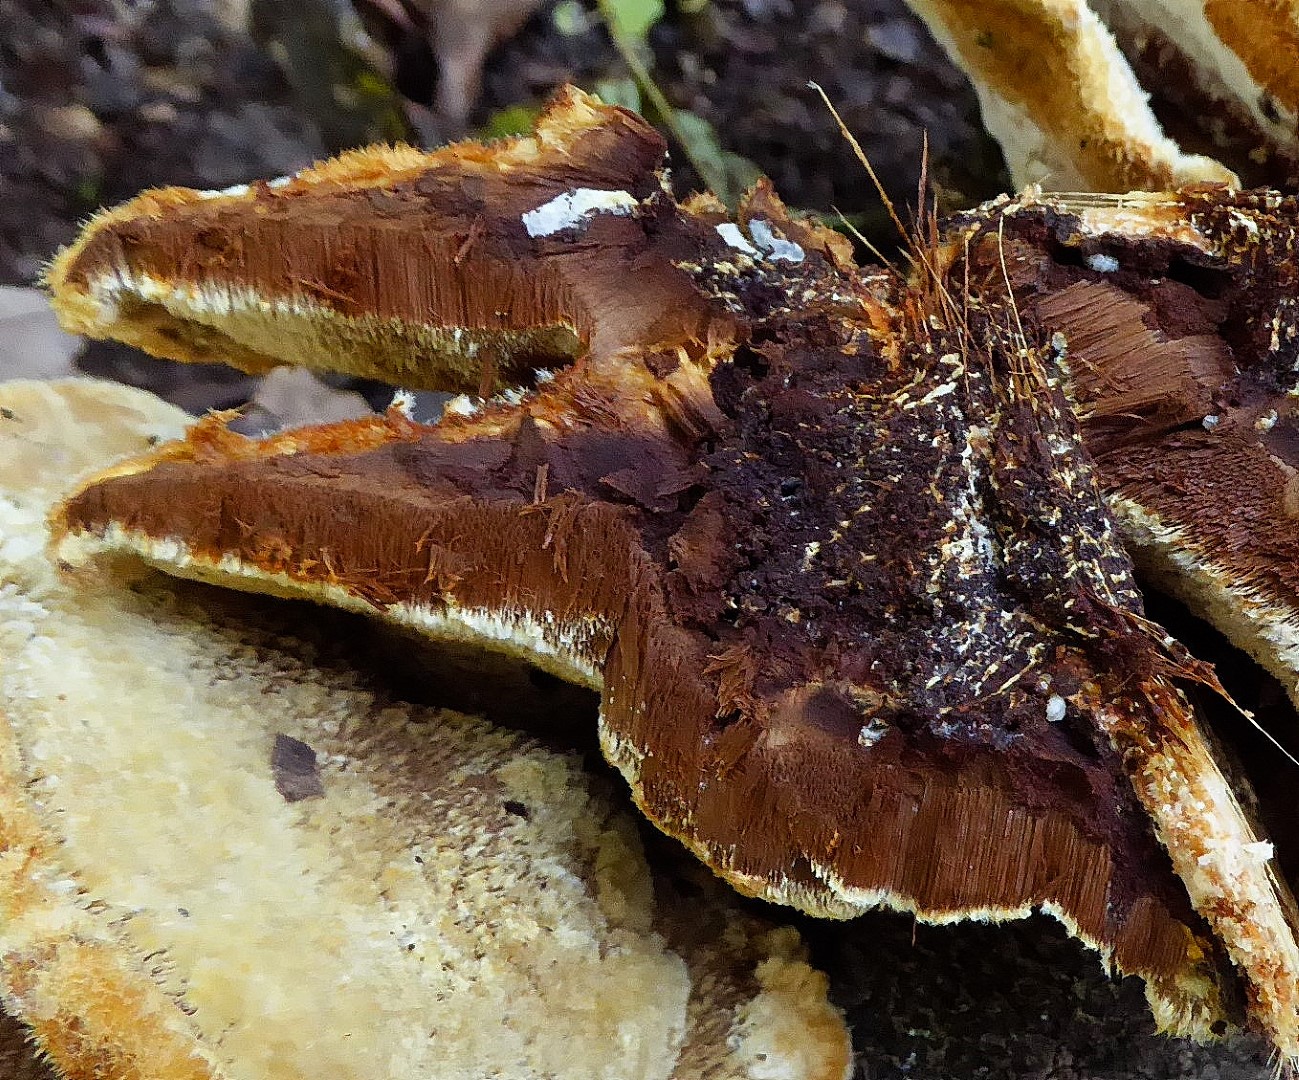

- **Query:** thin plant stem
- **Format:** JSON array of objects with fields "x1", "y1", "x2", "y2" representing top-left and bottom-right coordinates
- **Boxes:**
[{"x1": 594, "y1": 0, "x2": 731, "y2": 199}]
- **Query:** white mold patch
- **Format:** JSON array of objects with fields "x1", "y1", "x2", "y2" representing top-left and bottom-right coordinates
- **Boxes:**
[
  {"x1": 194, "y1": 182, "x2": 252, "y2": 201},
  {"x1": 749, "y1": 219, "x2": 805, "y2": 263},
  {"x1": 1085, "y1": 253, "x2": 1120, "y2": 274},
  {"x1": 442, "y1": 395, "x2": 481, "y2": 418},
  {"x1": 389, "y1": 389, "x2": 417, "y2": 417},
  {"x1": 715, "y1": 219, "x2": 805, "y2": 264},
  {"x1": 715, "y1": 223, "x2": 759, "y2": 257},
  {"x1": 857, "y1": 716, "x2": 890, "y2": 749},
  {"x1": 522, "y1": 188, "x2": 639, "y2": 238}
]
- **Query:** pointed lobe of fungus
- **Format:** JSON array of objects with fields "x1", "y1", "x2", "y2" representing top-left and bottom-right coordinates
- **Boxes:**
[{"x1": 44, "y1": 86, "x2": 713, "y2": 396}]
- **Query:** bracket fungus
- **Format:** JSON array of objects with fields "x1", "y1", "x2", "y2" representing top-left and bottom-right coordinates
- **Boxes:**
[
  {"x1": 32, "y1": 86, "x2": 1299, "y2": 1067},
  {"x1": 902, "y1": 0, "x2": 1299, "y2": 191},
  {"x1": 0, "y1": 378, "x2": 852, "y2": 1080}
]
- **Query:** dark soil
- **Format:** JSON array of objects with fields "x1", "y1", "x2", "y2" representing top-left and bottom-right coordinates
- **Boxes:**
[
  {"x1": 649, "y1": 0, "x2": 1008, "y2": 231},
  {"x1": 0, "y1": 0, "x2": 324, "y2": 285}
]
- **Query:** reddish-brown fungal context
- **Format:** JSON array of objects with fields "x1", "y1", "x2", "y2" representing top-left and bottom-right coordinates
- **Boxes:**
[{"x1": 40, "y1": 89, "x2": 1299, "y2": 1063}]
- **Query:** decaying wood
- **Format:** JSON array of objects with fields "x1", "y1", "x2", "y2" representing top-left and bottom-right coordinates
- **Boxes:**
[{"x1": 34, "y1": 87, "x2": 1299, "y2": 1068}]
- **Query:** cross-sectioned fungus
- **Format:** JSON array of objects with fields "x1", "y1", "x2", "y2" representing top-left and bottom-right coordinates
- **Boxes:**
[
  {"x1": 0, "y1": 378, "x2": 852, "y2": 1080},
  {"x1": 35, "y1": 87, "x2": 1299, "y2": 1066}
]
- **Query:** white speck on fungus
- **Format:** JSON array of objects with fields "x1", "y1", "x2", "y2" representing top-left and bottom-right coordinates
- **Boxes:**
[
  {"x1": 1085, "y1": 253, "x2": 1120, "y2": 273},
  {"x1": 715, "y1": 223, "x2": 759, "y2": 256},
  {"x1": 748, "y1": 219, "x2": 805, "y2": 263},
  {"x1": 521, "y1": 188, "x2": 639, "y2": 238}
]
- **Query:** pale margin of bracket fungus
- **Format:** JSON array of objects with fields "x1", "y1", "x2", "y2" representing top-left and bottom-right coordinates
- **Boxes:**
[
  {"x1": 901, "y1": 0, "x2": 1299, "y2": 190},
  {"x1": 0, "y1": 380, "x2": 852, "y2": 1080}
]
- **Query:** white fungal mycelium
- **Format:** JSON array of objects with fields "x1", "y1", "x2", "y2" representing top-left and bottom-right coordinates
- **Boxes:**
[
  {"x1": 194, "y1": 182, "x2": 252, "y2": 200},
  {"x1": 1085, "y1": 253, "x2": 1120, "y2": 273},
  {"x1": 521, "y1": 188, "x2": 639, "y2": 238},
  {"x1": 715, "y1": 223, "x2": 759, "y2": 257},
  {"x1": 714, "y1": 219, "x2": 806, "y2": 264},
  {"x1": 748, "y1": 219, "x2": 805, "y2": 263}
]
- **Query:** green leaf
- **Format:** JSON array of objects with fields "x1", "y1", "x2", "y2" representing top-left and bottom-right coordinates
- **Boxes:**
[
  {"x1": 670, "y1": 109, "x2": 764, "y2": 207},
  {"x1": 478, "y1": 103, "x2": 546, "y2": 140},
  {"x1": 552, "y1": 0, "x2": 591, "y2": 36},
  {"x1": 591, "y1": 76, "x2": 642, "y2": 113},
  {"x1": 602, "y1": 0, "x2": 664, "y2": 44},
  {"x1": 73, "y1": 175, "x2": 103, "y2": 211}
]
